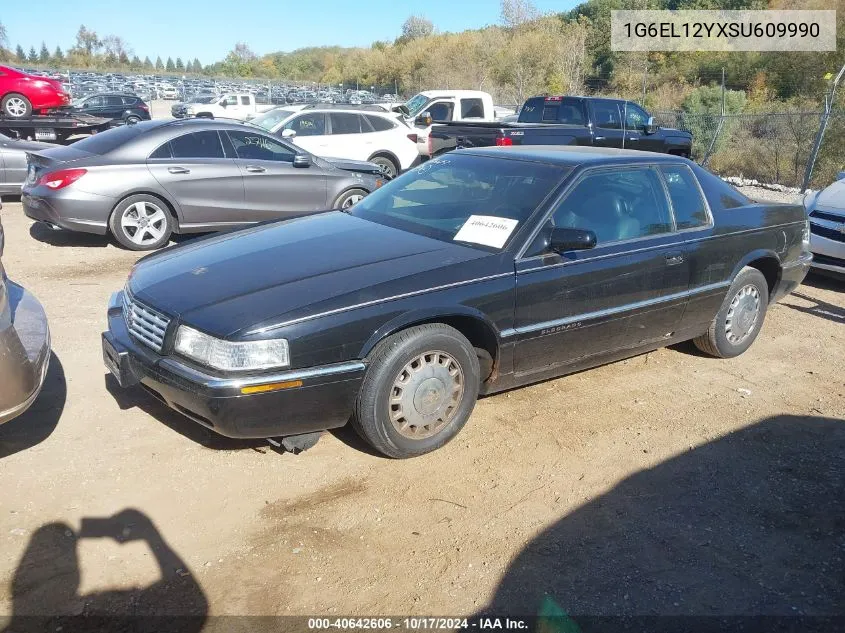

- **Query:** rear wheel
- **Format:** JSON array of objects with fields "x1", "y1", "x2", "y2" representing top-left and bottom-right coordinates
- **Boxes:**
[
  {"x1": 2, "y1": 93, "x2": 32, "y2": 118},
  {"x1": 109, "y1": 194, "x2": 173, "y2": 251},
  {"x1": 369, "y1": 155, "x2": 399, "y2": 179},
  {"x1": 353, "y1": 324, "x2": 480, "y2": 458},
  {"x1": 334, "y1": 188, "x2": 367, "y2": 210},
  {"x1": 126, "y1": 115, "x2": 141, "y2": 124},
  {"x1": 694, "y1": 266, "x2": 769, "y2": 358}
]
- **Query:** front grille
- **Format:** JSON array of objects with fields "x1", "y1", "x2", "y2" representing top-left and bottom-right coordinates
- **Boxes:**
[
  {"x1": 813, "y1": 253, "x2": 845, "y2": 268},
  {"x1": 810, "y1": 223, "x2": 845, "y2": 243},
  {"x1": 123, "y1": 293, "x2": 171, "y2": 353},
  {"x1": 810, "y1": 209, "x2": 845, "y2": 223}
]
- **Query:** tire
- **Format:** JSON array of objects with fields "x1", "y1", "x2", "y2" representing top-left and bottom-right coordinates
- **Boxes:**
[
  {"x1": 334, "y1": 188, "x2": 368, "y2": 210},
  {"x1": 369, "y1": 155, "x2": 399, "y2": 179},
  {"x1": 693, "y1": 266, "x2": 769, "y2": 358},
  {"x1": 109, "y1": 194, "x2": 174, "y2": 251},
  {"x1": 126, "y1": 115, "x2": 141, "y2": 124},
  {"x1": 353, "y1": 324, "x2": 480, "y2": 458},
  {"x1": 2, "y1": 93, "x2": 32, "y2": 119}
]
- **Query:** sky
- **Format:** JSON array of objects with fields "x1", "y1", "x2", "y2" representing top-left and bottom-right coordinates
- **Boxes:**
[{"x1": 2, "y1": 0, "x2": 580, "y2": 65}]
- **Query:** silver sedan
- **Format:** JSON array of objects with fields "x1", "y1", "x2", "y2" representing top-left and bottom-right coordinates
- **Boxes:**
[
  {"x1": 804, "y1": 174, "x2": 845, "y2": 278},
  {"x1": 21, "y1": 119, "x2": 385, "y2": 250},
  {"x1": 0, "y1": 134, "x2": 54, "y2": 197}
]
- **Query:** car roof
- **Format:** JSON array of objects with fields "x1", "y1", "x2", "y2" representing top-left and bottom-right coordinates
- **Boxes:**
[
  {"x1": 458, "y1": 145, "x2": 689, "y2": 167},
  {"x1": 419, "y1": 90, "x2": 489, "y2": 99}
]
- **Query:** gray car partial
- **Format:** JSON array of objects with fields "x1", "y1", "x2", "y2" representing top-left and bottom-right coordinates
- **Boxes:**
[
  {"x1": 0, "y1": 203, "x2": 51, "y2": 425},
  {"x1": 0, "y1": 133, "x2": 54, "y2": 197},
  {"x1": 21, "y1": 118, "x2": 385, "y2": 250},
  {"x1": 803, "y1": 174, "x2": 845, "y2": 278}
]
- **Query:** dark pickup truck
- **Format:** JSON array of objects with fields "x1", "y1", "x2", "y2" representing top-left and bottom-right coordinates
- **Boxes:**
[{"x1": 427, "y1": 96, "x2": 692, "y2": 158}]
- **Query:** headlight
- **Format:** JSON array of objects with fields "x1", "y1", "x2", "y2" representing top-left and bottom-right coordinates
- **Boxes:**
[{"x1": 174, "y1": 325, "x2": 289, "y2": 372}]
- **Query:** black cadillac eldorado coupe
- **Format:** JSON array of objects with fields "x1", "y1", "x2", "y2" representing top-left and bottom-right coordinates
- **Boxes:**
[{"x1": 102, "y1": 147, "x2": 811, "y2": 458}]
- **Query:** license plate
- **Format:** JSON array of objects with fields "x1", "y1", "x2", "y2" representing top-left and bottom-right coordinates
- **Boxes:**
[
  {"x1": 34, "y1": 128, "x2": 57, "y2": 142},
  {"x1": 102, "y1": 334, "x2": 138, "y2": 388}
]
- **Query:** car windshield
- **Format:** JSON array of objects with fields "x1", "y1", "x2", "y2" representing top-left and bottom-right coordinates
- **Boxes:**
[
  {"x1": 250, "y1": 109, "x2": 296, "y2": 131},
  {"x1": 348, "y1": 154, "x2": 567, "y2": 251},
  {"x1": 404, "y1": 94, "x2": 430, "y2": 117}
]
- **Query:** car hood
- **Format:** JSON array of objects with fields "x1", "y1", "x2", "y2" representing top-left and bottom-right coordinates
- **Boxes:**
[
  {"x1": 319, "y1": 156, "x2": 384, "y2": 176},
  {"x1": 128, "y1": 212, "x2": 497, "y2": 338},
  {"x1": 813, "y1": 180, "x2": 845, "y2": 211}
]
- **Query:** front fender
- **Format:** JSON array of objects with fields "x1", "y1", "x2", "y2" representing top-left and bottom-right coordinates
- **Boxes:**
[{"x1": 358, "y1": 305, "x2": 502, "y2": 359}]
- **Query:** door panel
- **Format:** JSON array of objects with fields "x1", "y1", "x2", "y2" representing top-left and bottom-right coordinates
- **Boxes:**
[
  {"x1": 513, "y1": 166, "x2": 690, "y2": 375},
  {"x1": 588, "y1": 101, "x2": 624, "y2": 148},
  {"x1": 226, "y1": 130, "x2": 327, "y2": 218}
]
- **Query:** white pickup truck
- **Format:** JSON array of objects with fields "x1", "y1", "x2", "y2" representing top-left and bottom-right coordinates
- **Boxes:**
[
  {"x1": 395, "y1": 90, "x2": 514, "y2": 158},
  {"x1": 183, "y1": 93, "x2": 275, "y2": 121}
]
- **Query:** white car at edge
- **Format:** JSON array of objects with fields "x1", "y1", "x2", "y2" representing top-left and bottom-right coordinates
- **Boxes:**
[{"x1": 249, "y1": 105, "x2": 419, "y2": 178}]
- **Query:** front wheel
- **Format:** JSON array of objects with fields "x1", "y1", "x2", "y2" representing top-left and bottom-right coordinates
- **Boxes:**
[
  {"x1": 2, "y1": 93, "x2": 32, "y2": 118},
  {"x1": 694, "y1": 266, "x2": 769, "y2": 358},
  {"x1": 353, "y1": 324, "x2": 480, "y2": 458},
  {"x1": 334, "y1": 188, "x2": 368, "y2": 210},
  {"x1": 109, "y1": 195, "x2": 174, "y2": 251},
  {"x1": 369, "y1": 155, "x2": 399, "y2": 179}
]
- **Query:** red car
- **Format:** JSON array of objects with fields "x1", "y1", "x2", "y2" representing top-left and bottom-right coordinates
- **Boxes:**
[{"x1": 0, "y1": 66, "x2": 70, "y2": 119}]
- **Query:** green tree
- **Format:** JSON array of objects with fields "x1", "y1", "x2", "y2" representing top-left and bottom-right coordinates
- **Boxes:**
[
  {"x1": 143, "y1": 56, "x2": 153, "y2": 71},
  {"x1": 119, "y1": 51, "x2": 129, "y2": 65},
  {"x1": 0, "y1": 21, "x2": 7, "y2": 49},
  {"x1": 73, "y1": 24, "x2": 100, "y2": 56},
  {"x1": 192, "y1": 57, "x2": 202, "y2": 72},
  {"x1": 54, "y1": 46, "x2": 64, "y2": 62},
  {"x1": 27, "y1": 46, "x2": 38, "y2": 63},
  {"x1": 155, "y1": 56, "x2": 163, "y2": 70},
  {"x1": 175, "y1": 57, "x2": 184, "y2": 71},
  {"x1": 165, "y1": 56, "x2": 175, "y2": 71},
  {"x1": 15, "y1": 44, "x2": 25, "y2": 62},
  {"x1": 130, "y1": 55, "x2": 142, "y2": 70},
  {"x1": 39, "y1": 42, "x2": 50, "y2": 64},
  {"x1": 185, "y1": 60, "x2": 193, "y2": 73}
]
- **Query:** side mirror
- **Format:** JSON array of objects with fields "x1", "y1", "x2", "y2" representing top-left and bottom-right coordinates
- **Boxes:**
[
  {"x1": 550, "y1": 227, "x2": 596, "y2": 253},
  {"x1": 220, "y1": 101, "x2": 228, "y2": 108},
  {"x1": 281, "y1": 128, "x2": 296, "y2": 139},
  {"x1": 644, "y1": 116, "x2": 658, "y2": 135},
  {"x1": 293, "y1": 154, "x2": 311, "y2": 168},
  {"x1": 415, "y1": 112, "x2": 433, "y2": 126}
]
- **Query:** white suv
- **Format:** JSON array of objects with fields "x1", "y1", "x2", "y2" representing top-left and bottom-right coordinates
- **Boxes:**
[{"x1": 249, "y1": 105, "x2": 418, "y2": 177}]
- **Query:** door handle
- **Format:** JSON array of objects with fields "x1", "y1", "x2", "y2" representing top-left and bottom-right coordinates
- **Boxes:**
[
  {"x1": 594, "y1": 136, "x2": 606, "y2": 141},
  {"x1": 168, "y1": 166, "x2": 190, "y2": 174},
  {"x1": 245, "y1": 165, "x2": 266, "y2": 173},
  {"x1": 665, "y1": 254, "x2": 685, "y2": 266}
]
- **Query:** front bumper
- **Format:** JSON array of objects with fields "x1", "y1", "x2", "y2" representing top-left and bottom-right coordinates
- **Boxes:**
[
  {"x1": 22, "y1": 191, "x2": 111, "y2": 235},
  {"x1": 102, "y1": 292, "x2": 365, "y2": 439},
  {"x1": 810, "y1": 232, "x2": 845, "y2": 276},
  {"x1": 0, "y1": 279, "x2": 51, "y2": 425}
]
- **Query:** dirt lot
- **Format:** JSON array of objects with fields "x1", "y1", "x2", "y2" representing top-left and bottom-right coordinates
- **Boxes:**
[{"x1": 0, "y1": 197, "x2": 843, "y2": 626}]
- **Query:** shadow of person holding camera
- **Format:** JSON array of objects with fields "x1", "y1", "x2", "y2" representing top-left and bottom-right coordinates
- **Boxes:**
[{"x1": 4, "y1": 509, "x2": 207, "y2": 633}]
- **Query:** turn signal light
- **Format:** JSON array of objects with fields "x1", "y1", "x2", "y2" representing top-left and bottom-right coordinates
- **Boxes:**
[
  {"x1": 37, "y1": 168, "x2": 87, "y2": 190},
  {"x1": 407, "y1": 133, "x2": 418, "y2": 143},
  {"x1": 495, "y1": 137, "x2": 513, "y2": 146},
  {"x1": 240, "y1": 380, "x2": 303, "y2": 395}
]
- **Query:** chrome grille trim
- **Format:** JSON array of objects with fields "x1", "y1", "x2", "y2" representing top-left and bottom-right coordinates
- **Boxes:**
[{"x1": 123, "y1": 293, "x2": 171, "y2": 353}]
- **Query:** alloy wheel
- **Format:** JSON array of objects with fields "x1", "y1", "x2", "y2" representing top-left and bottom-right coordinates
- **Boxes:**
[
  {"x1": 5, "y1": 97, "x2": 27, "y2": 117},
  {"x1": 388, "y1": 350, "x2": 464, "y2": 440},
  {"x1": 120, "y1": 201, "x2": 168, "y2": 247},
  {"x1": 342, "y1": 194, "x2": 364, "y2": 209},
  {"x1": 725, "y1": 284, "x2": 760, "y2": 344}
]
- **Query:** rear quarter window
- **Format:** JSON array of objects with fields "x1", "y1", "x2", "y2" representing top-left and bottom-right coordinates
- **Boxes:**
[
  {"x1": 691, "y1": 165, "x2": 750, "y2": 210},
  {"x1": 68, "y1": 124, "x2": 149, "y2": 155}
]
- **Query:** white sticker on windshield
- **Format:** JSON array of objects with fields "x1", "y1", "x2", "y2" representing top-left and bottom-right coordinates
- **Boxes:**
[{"x1": 453, "y1": 215, "x2": 519, "y2": 248}]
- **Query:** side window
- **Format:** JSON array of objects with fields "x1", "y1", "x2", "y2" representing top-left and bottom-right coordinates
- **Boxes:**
[
  {"x1": 460, "y1": 98, "x2": 484, "y2": 118},
  {"x1": 149, "y1": 143, "x2": 171, "y2": 159},
  {"x1": 661, "y1": 165, "x2": 711, "y2": 229},
  {"x1": 284, "y1": 113, "x2": 326, "y2": 137},
  {"x1": 226, "y1": 131, "x2": 295, "y2": 162},
  {"x1": 591, "y1": 102, "x2": 622, "y2": 130},
  {"x1": 169, "y1": 131, "x2": 225, "y2": 159},
  {"x1": 105, "y1": 96, "x2": 124, "y2": 107},
  {"x1": 329, "y1": 113, "x2": 362, "y2": 135},
  {"x1": 85, "y1": 96, "x2": 103, "y2": 108},
  {"x1": 240, "y1": 96, "x2": 250, "y2": 106},
  {"x1": 222, "y1": 95, "x2": 238, "y2": 106},
  {"x1": 552, "y1": 168, "x2": 673, "y2": 244},
  {"x1": 122, "y1": 97, "x2": 137, "y2": 106},
  {"x1": 365, "y1": 115, "x2": 395, "y2": 132},
  {"x1": 624, "y1": 103, "x2": 649, "y2": 130},
  {"x1": 427, "y1": 102, "x2": 454, "y2": 122}
]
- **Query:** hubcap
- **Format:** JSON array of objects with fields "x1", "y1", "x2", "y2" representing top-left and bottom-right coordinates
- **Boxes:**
[
  {"x1": 121, "y1": 201, "x2": 167, "y2": 246},
  {"x1": 389, "y1": 351, "x2": 464, "y2": 440},
  {"x1": 376, "y1": 160, "x2": 396, "y2": 178},
  {"x1": 342, "y1": 194, "x2": 364, "y2": 209},
  {"x1": 725, "y1": 284, "x2": 760, "y2": 344},
  {"x1": 6, "y1": 97, "x2": 26, "y2": 117}
]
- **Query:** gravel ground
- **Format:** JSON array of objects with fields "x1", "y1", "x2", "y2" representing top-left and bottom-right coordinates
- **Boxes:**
[{"x1": 0, "y1": 198, "x2": 842, "y2": 625}]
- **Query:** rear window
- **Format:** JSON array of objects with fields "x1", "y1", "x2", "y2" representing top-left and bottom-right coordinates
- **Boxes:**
[
  {"x1": 68, "y1": 123, "x2": 149, "y2": 155},
  {"x1": 365, "y1": 115, "x2": 395, "y2": 132},
  {"x1": 519, "y1": 98, "x2": 585, "y2": 125},
  {"x1": 329, "y1": 113, "x2": 362, "y2": 135}
]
